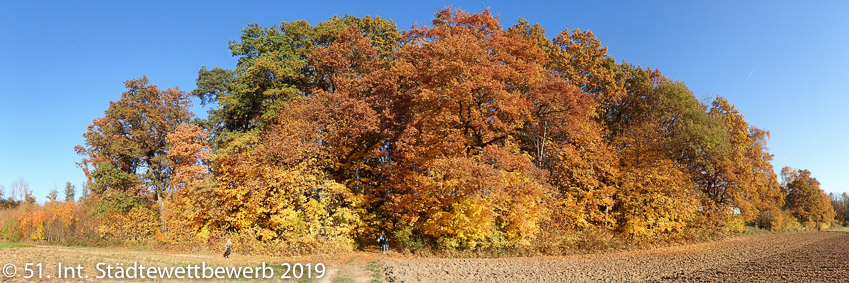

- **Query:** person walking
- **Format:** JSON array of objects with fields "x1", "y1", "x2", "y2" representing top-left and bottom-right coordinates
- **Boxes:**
[
  {"x1": 377, "y1": 231, "x2": 388, "y2": 254},
  {"x1": 223, "y1": 238, "x2": 232, "y2": 259}
]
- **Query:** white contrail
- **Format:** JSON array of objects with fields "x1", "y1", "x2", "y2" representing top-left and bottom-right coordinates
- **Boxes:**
[{"x1": 748, "y1": 66, "x2": 758, "y2": 78}]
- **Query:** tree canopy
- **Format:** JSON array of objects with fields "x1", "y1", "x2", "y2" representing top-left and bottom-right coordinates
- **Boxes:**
[{"x1": 23, "y1": 7, "x2": 831, "y2": 254}]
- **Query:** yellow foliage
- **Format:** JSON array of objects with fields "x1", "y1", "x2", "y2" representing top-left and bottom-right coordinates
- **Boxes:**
[
  {"x1": 182, "y1": 129, "x2": 363, "y2": 254},
  {"x1": 494, "y1": 170, "x2": 544, "y2": 246},
  {"x1": 422, "y1": 196, "x2": 494, "y2": 250},
  {"x1": 0, "y1": 200, "x2": 99, "y2": 244},
  {"x1": 17, "y1": 209, "x2": 48, "y2": 241},
  {"x1": 725, "y1": 215, "x2": 746, "y2": 234},
  {"x1": 99, "y1": 206, "x2": 158, "y2": 243},
  {"x1": 615, "y1": 121, "x2": 697, "y2": 239}
]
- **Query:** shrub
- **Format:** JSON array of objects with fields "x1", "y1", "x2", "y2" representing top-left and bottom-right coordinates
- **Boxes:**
[
  {"x1": 93, "y1": 190, "x2": 148, "y2": 215},
  {"x1": 724, "y1": 215, "x2": 746, "y2": 234},
  {"x1": 780, "y1": 210, "x2": 804, "y2": 231},
  {"x1": 755, "y1": 209, "x2": 784, "y2": 231},
  {"x1": 99, "y1": 206, "x2": 158, "y2": 243}
]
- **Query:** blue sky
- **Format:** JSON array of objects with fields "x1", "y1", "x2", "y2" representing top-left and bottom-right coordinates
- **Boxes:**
[{"x1": 1, "y1": 1, "x2": 848, "y2": 200}]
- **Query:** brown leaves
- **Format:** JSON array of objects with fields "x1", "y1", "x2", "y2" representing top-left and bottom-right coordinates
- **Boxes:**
[
  {"x1": 380, "y1": 8, "x2": 613, "y2": 248},
  {"x1": 166, "y1": 124, "x2": 209, "y2": 193},
  {"x1": 77, "y1": 76, "x2": 193, "y2": 200}
]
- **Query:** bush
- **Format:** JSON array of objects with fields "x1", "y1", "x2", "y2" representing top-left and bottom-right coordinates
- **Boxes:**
[
  {"x1": 0, "y1": 200, "x2": 100, "y2": 245},
  {"x1": 93, "y1": 190, "x2": 148, "y2": 215},
  {"x1": 755, "y1": 209, "x2": 784, "y2": 231},
  {"x1": 99, "y1": 206, "x2": 159, "y2": 244},
  {"x1": 724, "y1": 215, "x2": 746, "y2": 234},
  {"x1": 780, "y1": 210, "x2": 804, "y2": 231},
  {"x1": 1, "y1": 218, "x2": 19, "y2": 241}
]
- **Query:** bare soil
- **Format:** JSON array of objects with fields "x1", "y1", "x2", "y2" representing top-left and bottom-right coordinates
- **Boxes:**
[
  {"x1": 381, "y1": 231, "x2": 849, "y2": 282},
  {"x1": 2, "y1": 232, "x2": 847, "y2": 282},
  {"x1": 0, "y1": 244, "x2": 377, "y2": 282}
]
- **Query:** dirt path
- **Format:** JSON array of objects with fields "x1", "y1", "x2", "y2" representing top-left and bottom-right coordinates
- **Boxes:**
[{"x1": 381, "y1": 231, "x2": 849, "y2": 282}]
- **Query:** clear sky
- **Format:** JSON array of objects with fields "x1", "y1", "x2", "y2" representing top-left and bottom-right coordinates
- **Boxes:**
[{"x1": 1, "y1": 1, "x2": 848, "y2": 200}]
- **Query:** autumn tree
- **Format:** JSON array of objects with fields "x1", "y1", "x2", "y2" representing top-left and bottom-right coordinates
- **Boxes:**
[
  {"x1": 76, "y1": 76, "x2": 193, "y2": 204},
  {"x1": 306, "y1": 25, "x2": 392, "y2": 186},
  {"x1": 600, "y1": 61, "x2": 786, "y2": 232},
  {"x1": 166, "y1": 124, "x2": 210, "y2": 192},
  {"x1": 186, "y1": 18, "x2": 402, "y2": 245},
  {"x1": 782, "y1": 167, "x2": 834, "y2": 229},
  {"x1": 162, "y1": 123, "x2": 211, "y2": 235},
  {"x1": 701, "y1": 97, "x2": 760, "y2": 219},
  {"x1": 605, "y1": 66, "x2": 717, "y2": 232},
  {"x1": 591, "y1": 65, "x2": 707, "y2": 237},
  {"x1": 746, "y1": 127, "x2": 785, "y2": 229},
  {"x1": 76, "y1": 76, "x2": 193, "y2": 236},
  {"x1": 613, "y1": 120, "x2": 697, "y2": 238},
  {"x1": 369, "y1": 8, "x2": 567, "y2": 249},
  {"x1": 505, "y1": 20, "x2": 621, "y2": 232},
  {"x1": 549, "y1": 28, "x2": 625, "y2": 123}
]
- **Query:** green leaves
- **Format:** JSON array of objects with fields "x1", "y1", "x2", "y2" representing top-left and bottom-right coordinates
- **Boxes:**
[
  {"x1": 89, "y1": 162, "x2": 140, "y2": 195},
  {"x1": 201, "y1": 15, "x2": 401, "y2": 134},
  {"x1": 193, "y1": 66, "x2": 235, "y2": 106}
]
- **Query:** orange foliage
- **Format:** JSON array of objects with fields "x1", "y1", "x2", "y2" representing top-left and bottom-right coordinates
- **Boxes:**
[
  {"x1": 166, "y1": 124, "x2": 210, "y2": 192},
  {"x1": 40, "y1": 7, "x2": 812, "y2": 255}
]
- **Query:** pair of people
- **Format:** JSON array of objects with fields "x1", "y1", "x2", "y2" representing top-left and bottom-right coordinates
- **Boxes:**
[{"x1": 377, "y1": 231, "x2": 389, "y2": 254}]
